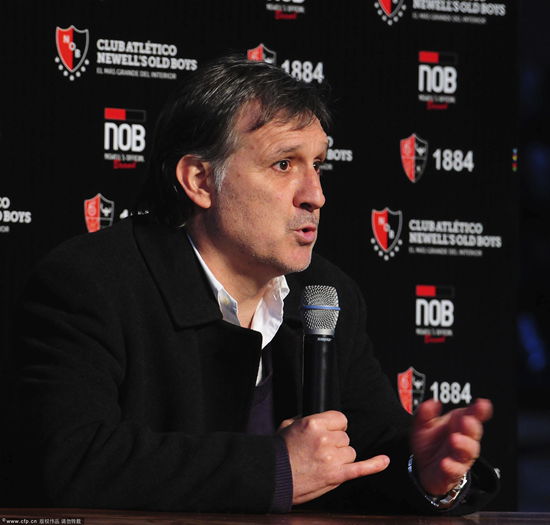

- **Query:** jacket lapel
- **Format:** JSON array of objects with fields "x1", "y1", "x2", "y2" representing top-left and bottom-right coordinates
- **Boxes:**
[
  {"x1": 132, "y1": 217, "x2": 222, "y2": 328},
  {"x1": 132, "y1": 217, "x2": 311, "y2": 426},
  {"x1": 132, "y1": 218, "x2": 261, "y2": 429}
]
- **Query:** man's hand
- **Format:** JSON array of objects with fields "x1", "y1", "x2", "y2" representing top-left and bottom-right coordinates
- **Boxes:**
[
  {"x1": 278, "y1": 410, "x2": 390, "y2": 505},
  {"x1": 411, "y1": 398, "x2": 493, "y2": 496}
]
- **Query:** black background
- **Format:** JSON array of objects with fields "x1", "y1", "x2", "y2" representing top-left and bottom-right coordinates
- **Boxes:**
[{"x1": 1, "y1": 0, "x2": 518, "y2": 510}]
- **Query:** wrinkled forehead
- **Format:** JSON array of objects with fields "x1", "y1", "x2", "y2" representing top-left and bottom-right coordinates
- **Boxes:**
[{"x1": 233, "y1": 100, "x2": 320, "y2": 138}]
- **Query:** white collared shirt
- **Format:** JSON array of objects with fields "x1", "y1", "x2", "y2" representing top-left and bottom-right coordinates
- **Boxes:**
[{"x1": 188, "y1": 236, "x2": 290, "y2": 385}]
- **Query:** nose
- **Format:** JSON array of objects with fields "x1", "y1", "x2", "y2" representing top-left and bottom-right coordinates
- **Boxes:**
[{"x1": 294, "y1": 166, "x2": 326, "y2": 212}]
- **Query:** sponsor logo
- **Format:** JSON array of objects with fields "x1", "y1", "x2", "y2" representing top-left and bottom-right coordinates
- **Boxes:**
[
  {"x1": 398, "y1": 367, "x2": 473, "y2": 413},
  {"x1": 375, "y1": 0, "x2": 407, "y2": 25},
  {"x1": 401, "y1": 133, "x2": 428, "y2": 182},
  {"x1": 415, "y1": 285, "x2": 454, "y2": 343},
  {"x1": 55, "y1": 26, "x2": 90, "y2": 81},
  {"x1": 411, "y1": 0, "x2": 507, "y2": 25},
  {"x1": 104, "y1": 107, "x2": 146, "y2": 169},
  {"x1": 265, "y1": 0, "x2": 306, "y2": 19},
  {"x1": 401, "y1": 133, "x2": 475, "y2": 182},
  {"x1": 96, "y1": 39, "x2": 197, "y2": 80},
  {"x1": 408, "y1": 218, "x2": 502, "y2": 257},
  {"x1": 247, "y1": 44, "x2": 324, "y2": 84},
  {"x1": 54, "y1": 27, "x2": 198, "y2": 82},
  {"x1": 398, "y1": 367, "x2": 426, "y2": 414},
  {"x1": 0, "y1": 196, "x2": 32, "y2": 234},
  {"x1": 321, "y1": 136, "x2": 353, "y2": 171},
  {"x1": 371, "y1": 208, "x2": 404, "y2": 260},
  {"x1": 84, "y1": 193, "x2": 115, "y2": 233},
  {"x1": 372, "y1": 209, "x2": 503, "y2": 260},
  {"x1": 418, "y1": 50, "x2": 458, "y2": 110}
]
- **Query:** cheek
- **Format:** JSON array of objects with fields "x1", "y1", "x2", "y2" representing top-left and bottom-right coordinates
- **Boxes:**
[
  {"x1": 217, "y1": 186, "x2": 266, "y2": 233},
  {"x1": 217, "y1": 177, "x2": 292, "y2": 235},
  {"x1": 254, "y1": 190, "x2": 289, "y2": 228}
]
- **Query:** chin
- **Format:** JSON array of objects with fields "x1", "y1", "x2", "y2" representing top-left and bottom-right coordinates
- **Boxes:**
[{"x1": 277, "y1": 254, "x2": 313, "y2": 275}]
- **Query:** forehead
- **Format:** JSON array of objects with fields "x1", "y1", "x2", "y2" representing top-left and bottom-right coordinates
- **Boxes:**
[{"x1": 232, "y1": 106, "x2": 327, "y2": 156}]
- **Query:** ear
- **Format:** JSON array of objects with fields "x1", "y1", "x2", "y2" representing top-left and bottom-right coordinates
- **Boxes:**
[{"x1": 175, "y1": 155, "x2": 214, "y2": 210}]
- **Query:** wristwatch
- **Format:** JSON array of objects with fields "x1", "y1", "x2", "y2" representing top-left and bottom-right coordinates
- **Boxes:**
[{"x1": 407, "y1": 454, "x2": 470, "y2": 510}]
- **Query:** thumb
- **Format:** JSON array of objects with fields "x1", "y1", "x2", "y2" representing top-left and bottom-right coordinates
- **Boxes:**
[{"x1": 337, "y1": 455, "x2": 390, "y2": 484}]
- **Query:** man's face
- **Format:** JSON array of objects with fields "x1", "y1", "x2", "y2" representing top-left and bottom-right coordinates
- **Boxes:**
[{"x1": 204, "y1": 111, "x2": 328, "y2": 282}]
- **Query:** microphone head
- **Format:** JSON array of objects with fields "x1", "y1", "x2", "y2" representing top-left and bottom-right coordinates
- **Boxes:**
[{"x1": 300, "y1": 285, "x2": 340, "y2": 336}]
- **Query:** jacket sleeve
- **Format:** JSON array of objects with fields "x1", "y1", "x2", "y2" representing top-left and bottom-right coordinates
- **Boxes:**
[
  {"x1": 10, "y1": 248, "x2": 279, "y2": 513},
  {"x1": 303, "y1": 275, "x2": 499, "y2": 514}
]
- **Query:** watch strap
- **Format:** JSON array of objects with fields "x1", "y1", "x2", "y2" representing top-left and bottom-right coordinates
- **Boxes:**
[{"x1": 407, "y1": 454, "x2": 471, "y2": 510}]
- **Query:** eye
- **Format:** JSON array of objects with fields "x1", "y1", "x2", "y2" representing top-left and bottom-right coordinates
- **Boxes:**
[
  {"x1": 313, "y1": 160, "x2": 324, "y2": 174},
  {"x1": 274, "y1": 159, "x2": 291, "y2": 172}
]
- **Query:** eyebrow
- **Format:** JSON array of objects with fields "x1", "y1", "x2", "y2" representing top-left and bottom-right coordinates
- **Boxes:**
[{"x1": 270, "y1": 142, "x2": 329, "y2": 158}]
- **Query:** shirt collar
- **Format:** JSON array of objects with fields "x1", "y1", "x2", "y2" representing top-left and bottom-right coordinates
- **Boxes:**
[{"x1": 187, "y1": 234, "x2": 290, "y2": 349}]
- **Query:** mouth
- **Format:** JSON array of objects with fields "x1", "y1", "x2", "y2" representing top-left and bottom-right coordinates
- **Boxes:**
[{"x1": 294, "y1": 225, "x2": 318, "y2": 244}]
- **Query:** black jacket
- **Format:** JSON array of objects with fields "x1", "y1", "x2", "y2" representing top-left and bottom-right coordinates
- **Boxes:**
[{"x1": 10, "y1": 216, "x2": 498, "y2": 513}]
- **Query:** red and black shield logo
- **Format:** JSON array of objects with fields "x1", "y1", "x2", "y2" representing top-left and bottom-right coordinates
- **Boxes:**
[
  {"x1": 84, "y1": 193, "x2": 115, "y2": 233},
  {"x1": 247, "y1": 43, "x2": 277, "y2": 65},
  {"x1": 371, "y1": 208, "x2": 403, "y2": 252},
  {"x1": 56, "y1": 25, "x2": 89, "y2": 73},
  {"x1": 379, "y1": 0, "x2": 406, "y2": 17},
  {"x1": 400, "y1": 133, "x2": 428, "y2": 183},
  {"x1": 397, "y1": 367, "x2": 426, "y2": 414}
]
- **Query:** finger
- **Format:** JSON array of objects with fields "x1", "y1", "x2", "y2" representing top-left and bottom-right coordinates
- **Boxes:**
[
  {"x1": 449, "y1": 399, "x2": 493, "y2": 427},
  {"x1": 439, "y1": 456, "x2": 470, "y2": 484},
  {"x1": 455, "y1": 414, "x2": 484, "y2": 441},
  {"x1": 414, "y1": 399, "x2": 443, "y2": 428},
  {"x1": 334, "y1": 430, "x2": 351, "y2": 448},
  {"x1": 334, "y1": 445, "x2": 357, "y2": 465},
  {"x1": 314, "y1": 410, "x2": 348, "y2": 431},
  {"x1": 448, "y1": 432, "x2": 481, "y2": 464},
  {"x1": 464, "y1": 398, "x2": 493, "y2": 423},
  {"x1": 448, "y1": 402, "x2": 491, "y2": 437},
  {"x1": 335, "y1": 455, "x2": 390, "y2": 484},
  {"x1": 278, "y1": 417, "x2": 297, "y2": 431},
  {"x1": 315, "y1": 444, "x2": 355, "y2": 466}
]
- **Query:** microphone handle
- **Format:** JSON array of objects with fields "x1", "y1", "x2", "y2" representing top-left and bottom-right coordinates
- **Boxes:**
[{"x1": 302, "y1": 333, "x2": 333, "y2": 416}]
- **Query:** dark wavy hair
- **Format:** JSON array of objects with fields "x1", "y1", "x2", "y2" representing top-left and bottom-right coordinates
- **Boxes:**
[{"x1": 136, "y1": 54, "x2": 331, "y2": 227}]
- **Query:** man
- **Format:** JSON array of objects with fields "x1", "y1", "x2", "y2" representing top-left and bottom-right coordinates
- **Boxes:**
[{"x1": 12, "y1": 56, "x2": 498, "y2": 513}]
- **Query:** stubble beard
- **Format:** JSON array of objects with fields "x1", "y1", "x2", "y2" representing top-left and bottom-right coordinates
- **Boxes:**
[{"x1": 207, "y1": 180, "x2": 318, "y2": 279}]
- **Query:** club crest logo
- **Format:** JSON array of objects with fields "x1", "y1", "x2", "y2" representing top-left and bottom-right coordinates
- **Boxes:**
[
  {"x1": 84, "y1": 193, "x2": 114, "y2": 233},
  {"x1": 401, "y1": 133, "x2": 428, "y2": 183},
  {"x1": 371, "y1": 208, "x2": 403, "y2": 261},
  {"x1": 55, "y1": 25, "x2": 90, "y2": 81},
  {"x1": 375, "y1": 0, "x2": 407, "y2": 25},
  {"x1": 398, "y1": 367, "x2": 426, "y2": 414},
  {"x1": 247, "y1": 43, "x2": 277, "y2": 65}
]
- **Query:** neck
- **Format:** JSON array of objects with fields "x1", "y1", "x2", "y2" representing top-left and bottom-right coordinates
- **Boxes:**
[{"x1": 187, "y1": 222, "x2": 274, "y2": 328}]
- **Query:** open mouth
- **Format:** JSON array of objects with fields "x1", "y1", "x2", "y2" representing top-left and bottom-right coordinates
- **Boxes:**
[{"x1": 295, "y1": 225, "x2": 317, "y2": 244}]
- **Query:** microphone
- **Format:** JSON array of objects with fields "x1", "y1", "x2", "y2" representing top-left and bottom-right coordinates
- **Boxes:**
[{"x1": 300, "y1": 285, "x2": 340, "y2": 416}]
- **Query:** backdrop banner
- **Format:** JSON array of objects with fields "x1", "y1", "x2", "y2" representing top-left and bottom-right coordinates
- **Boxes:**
[{"x1": 0, "y1": 0, "x2": 518, "y2": 510}]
